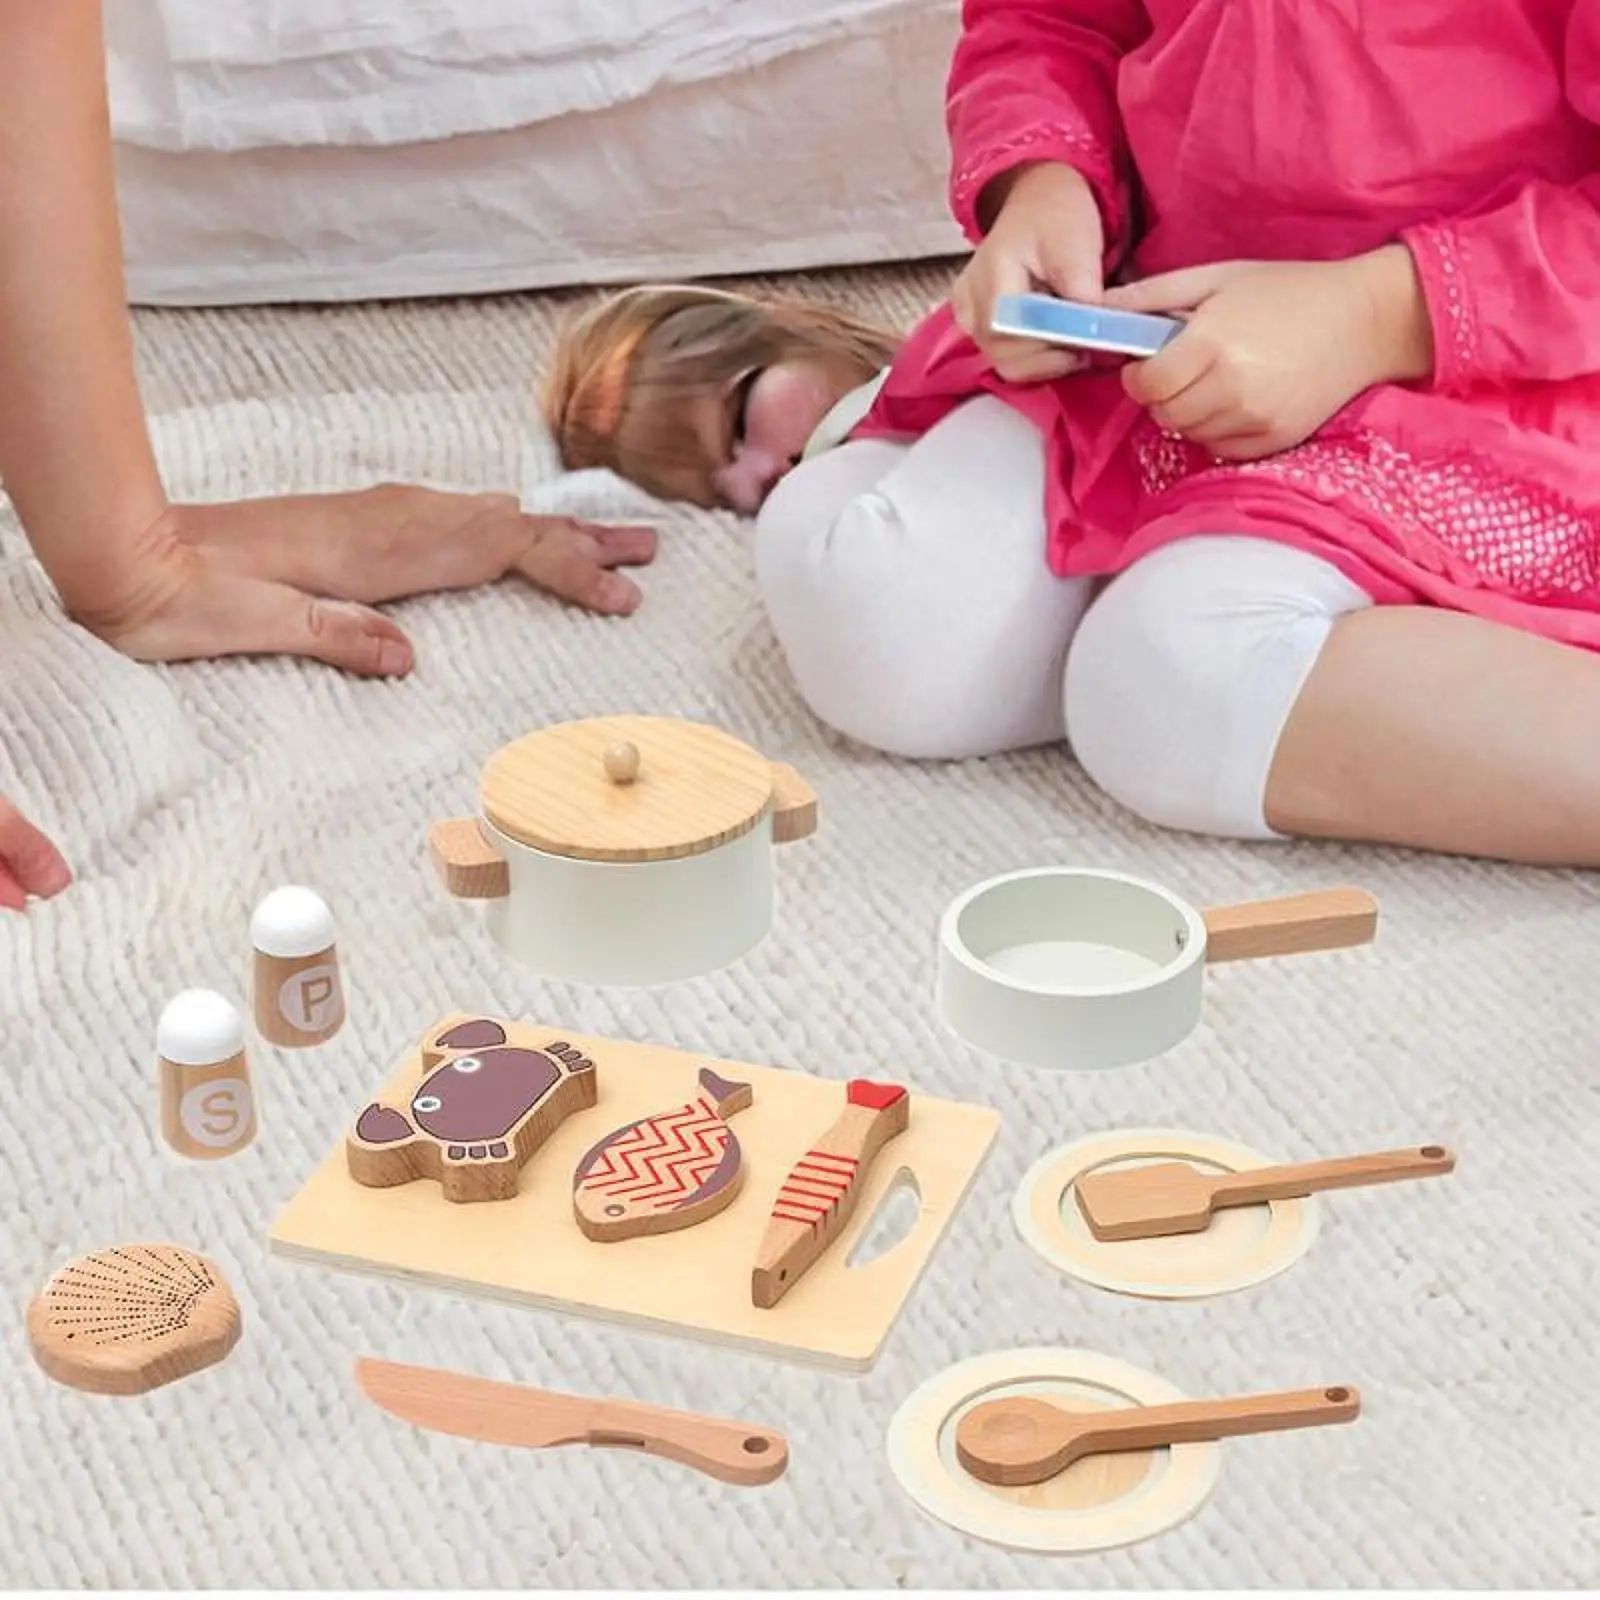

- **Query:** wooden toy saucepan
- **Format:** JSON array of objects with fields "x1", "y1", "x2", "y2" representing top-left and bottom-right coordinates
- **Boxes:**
[
  {"x1": 936, "y1": 869, "x2": 1378, "y2": 1071},
  {"x1": 426, "y1": 715, "x2": 818, "y2": 987}
]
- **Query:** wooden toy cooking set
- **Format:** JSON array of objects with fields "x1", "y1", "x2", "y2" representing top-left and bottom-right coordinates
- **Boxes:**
[{"x1": 27, "y1": 712, "x2": 1462, "y2": 1561}]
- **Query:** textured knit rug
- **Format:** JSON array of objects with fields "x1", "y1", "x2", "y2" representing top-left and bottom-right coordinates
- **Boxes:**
[{"x1": 1, "y1": 263, "x2": 1596, "y2": 1589}]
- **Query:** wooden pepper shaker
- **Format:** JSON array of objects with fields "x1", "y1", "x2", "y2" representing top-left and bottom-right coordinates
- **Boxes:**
[
  {"x1": 157, "y1": 989, "x2": 258, "y2": 1160},
  {"x1": 250, "y1": 885, "x2": 345, "y2": 1048}
]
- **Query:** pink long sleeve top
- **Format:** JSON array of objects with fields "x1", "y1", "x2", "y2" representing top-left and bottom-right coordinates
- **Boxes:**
[{"x1": 855, "y1": 0, "x2": 1600, "y2": 646}]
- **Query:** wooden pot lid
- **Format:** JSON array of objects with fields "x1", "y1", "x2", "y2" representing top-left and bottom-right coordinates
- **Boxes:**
[
  {"x1": 886, "y1": 1347, "x2": 1221, "y2": 1554},
  {"x1": 1013, "y1": 1129, "x2": 1320, "y2": 1301},
  {"x1": 479, "y1": 716, "x2": 777, "y2": 863}
]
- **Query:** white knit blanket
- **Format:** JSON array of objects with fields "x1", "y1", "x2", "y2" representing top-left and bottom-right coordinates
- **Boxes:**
[{"x1": 2, "y1": 266, "x2": 1595, "y2": 1587}]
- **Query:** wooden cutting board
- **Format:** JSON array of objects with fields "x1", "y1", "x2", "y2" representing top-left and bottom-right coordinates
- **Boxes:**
[{"x1": 268, "y1": 1015, "x2": 999, "y2": 1371}]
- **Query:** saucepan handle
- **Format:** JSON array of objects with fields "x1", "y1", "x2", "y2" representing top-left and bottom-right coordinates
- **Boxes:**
[
  {"x1": 1200, "y1": 888, "x2": 1377, "y2": 964},
  {"x1": 427, "y1": 818, "x2": 509, "y2": 900},
  {"x1": 768, "y1": 763, "x2": 819, "y2": 844}
]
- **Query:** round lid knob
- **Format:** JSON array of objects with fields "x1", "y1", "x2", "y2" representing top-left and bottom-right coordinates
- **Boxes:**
[
  {"x1": 603, "y1": 740, "x2": 641, "y2": 785},
  {"x1": 479, "y1": 715, "x2": 775, "y2": 863}
]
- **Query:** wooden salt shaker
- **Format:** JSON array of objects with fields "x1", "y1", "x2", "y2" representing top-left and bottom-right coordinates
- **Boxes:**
[
  {"x1": 157, "y1": 989, "x2": 257, "y2": 1160},
  {"x1": 251, "y1": 885, "x2": 345, "y2": 1048}
]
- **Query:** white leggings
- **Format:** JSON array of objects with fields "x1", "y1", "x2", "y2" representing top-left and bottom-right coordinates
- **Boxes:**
[{"x1": 753, "y1": 396, "x2": 1374, "y2": 840}]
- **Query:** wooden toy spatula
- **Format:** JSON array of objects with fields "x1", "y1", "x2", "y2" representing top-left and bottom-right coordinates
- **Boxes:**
[
  {"x1": 355, "y1": 1358, "x2": 788, "y2": 1486},
  {"x1": 1074, "y1": 1144, "x2": 1456, "y2": 1242},
  {"x1": 956, "y1": 1385, "x2": 1360, "y2": 1486}
]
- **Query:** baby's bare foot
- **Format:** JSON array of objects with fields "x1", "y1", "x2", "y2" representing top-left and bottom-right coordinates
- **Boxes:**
[{"x1": 177, "y1": 485, "x2": 657, "y2": 614}]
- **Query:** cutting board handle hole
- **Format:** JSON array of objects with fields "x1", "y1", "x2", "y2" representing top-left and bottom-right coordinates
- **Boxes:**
[
  {"x1": 1324, "y1": 1386, "x2": 1351, "y2": 1403},
  {"x1": 846, "y1": 1167, "x2": 922, "y2": 1270},
  {"x1": 743, "y1": 1436, "x2": 773, "y2": 1455},
  {"x1": 1420, "y1": 1145, "x2": 1447, "y2": 1159}
]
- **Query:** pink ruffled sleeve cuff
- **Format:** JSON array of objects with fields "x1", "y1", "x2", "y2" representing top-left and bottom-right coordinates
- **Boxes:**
[
  {"x1": 1399, "y1": 221, "x2": 1484, "y2": 394},
  {"x1": 949, "y1": 124, "x2": 1128, "y2": 261}
]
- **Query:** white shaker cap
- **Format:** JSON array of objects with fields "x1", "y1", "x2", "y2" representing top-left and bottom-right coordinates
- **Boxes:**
[
  {"x1": 156, "y1": 988, "x2": 245, "y2": 1066},
  {"x1": 250, "y1": 885, "x2": 336, "y2": 959}
]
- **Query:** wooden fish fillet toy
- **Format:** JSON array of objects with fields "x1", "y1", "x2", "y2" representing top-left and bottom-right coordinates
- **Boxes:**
[{"x1": 751, "y1": 1078, "x2": 910, "y2": 1309}]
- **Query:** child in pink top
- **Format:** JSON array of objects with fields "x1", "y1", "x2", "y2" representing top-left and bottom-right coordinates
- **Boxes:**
[
  {"x1": 548, "y1": 2, "x2": 1600, "y2": 867},
  {"x1": 858, "y1": 0, "x2": 1600, "y2": 644},
  {"x1": 837, "y1": 0, "x2": 1600, "y2": 860}
]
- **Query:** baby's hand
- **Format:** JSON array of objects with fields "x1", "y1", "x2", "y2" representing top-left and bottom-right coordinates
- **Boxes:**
[
  {"x1": 0, "y1": 794, "x2": 71, "y2": 913},
  {"x1": 951, "y1": 162, "x2": 1107, "y2": 384},
  {"x1": 1105, "y1": 248, "x2": 1434, "y2": 460}
]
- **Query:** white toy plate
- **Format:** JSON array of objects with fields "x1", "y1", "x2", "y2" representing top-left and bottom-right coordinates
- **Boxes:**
[{"x1": 1013, "y1": 1128, "x2": 1321, "y2": 1299}]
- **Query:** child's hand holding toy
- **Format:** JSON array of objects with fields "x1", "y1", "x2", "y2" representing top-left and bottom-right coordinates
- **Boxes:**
[
  {"x1": 951, "y1": 161, "x2": 1109, "y2": 384},
  {"x1": 1105, "y1": 247, "x2": 1436, "y2": 460}
]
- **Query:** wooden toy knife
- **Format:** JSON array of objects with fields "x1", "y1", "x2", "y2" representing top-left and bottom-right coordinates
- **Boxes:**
[{"x1": 354, "y1": 1358, "x2": 788, "y2": 1486}]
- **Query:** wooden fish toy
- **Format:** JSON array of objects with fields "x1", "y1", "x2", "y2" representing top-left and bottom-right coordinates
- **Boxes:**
[
  {"x1": 572, "y1": 1067, "x2": 754, "y2": 1241},
  {"x1": 347, "y1": 1016, "x2": 598, "y2": 1204},
  {"x1": 751, "y1": 1078, "x2": 910, "y2": 1308}
]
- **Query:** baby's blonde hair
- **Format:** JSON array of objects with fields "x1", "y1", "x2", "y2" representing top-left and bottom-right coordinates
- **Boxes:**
[{"x1": 543, "y1": 284, "x2": 899, "y2": 506}]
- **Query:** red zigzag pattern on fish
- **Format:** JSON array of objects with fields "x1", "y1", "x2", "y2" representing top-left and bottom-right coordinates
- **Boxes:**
[
  {"x1": 585, "y1": 1126, "x2": 730, "y2": 1207},
  {"x1": 581, "y1": 1109, "x2": 723, "y2": 1193},
  {"x1": 579, "y1": 1100, "x2": 731, "y2": 1205}
]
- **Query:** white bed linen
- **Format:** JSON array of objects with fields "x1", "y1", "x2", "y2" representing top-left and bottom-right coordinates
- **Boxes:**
[
  {"x1": 106, "y1": 0, "x2": 965, "y2": 305},
  {"x1": 107, "y1": 0, "x2": 946, "y2": 150}
]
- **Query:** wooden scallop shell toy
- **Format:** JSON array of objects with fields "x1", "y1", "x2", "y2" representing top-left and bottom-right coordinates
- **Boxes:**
[
  {"x1": 27, "y1": 1244, "x2": 242, "y2": 1396},
  {"x1": 427, "y1": 715, "x2": 819, "y2": 987}
]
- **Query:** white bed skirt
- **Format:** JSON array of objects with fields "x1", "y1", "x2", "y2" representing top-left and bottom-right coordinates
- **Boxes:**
[{"x1": 107, "y1": 0, "x2": 965, "y2": 306}]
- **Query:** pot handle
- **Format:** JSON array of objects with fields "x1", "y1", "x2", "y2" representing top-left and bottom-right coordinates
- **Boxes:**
[
  {"x1": 769, "y1": 763, "x2": 819, "y2": 844},
  {"x1": 1200, "y1": 887, "x2": 1377, "y2": 964},
  {"x1": 428, "y1": 818, "x2": 509, "y2": 900}
]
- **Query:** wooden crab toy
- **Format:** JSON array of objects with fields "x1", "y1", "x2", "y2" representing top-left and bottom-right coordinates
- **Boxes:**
[{"x1": 345, "y1": 1016, "x2": 597, "y2": 1202}]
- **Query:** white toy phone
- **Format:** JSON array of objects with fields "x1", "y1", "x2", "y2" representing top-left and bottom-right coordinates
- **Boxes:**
[{"x1": 990, "y1": 291, "x2": 1181, "y2": 358}]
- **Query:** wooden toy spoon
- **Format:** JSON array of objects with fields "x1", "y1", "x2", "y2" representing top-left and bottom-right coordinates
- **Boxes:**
[
  {"x1": 956, "y1": 1385, "x2": 1360, "y2": 1486},
  {"x1": 355, "y1": 1358, "x2": 788, "y2": 1486},
  {"x1": 1074, "y1": 1144, "x2": 1456, "y2": 1242}
]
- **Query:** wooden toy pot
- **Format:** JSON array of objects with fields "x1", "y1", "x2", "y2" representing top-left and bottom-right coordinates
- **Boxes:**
[
  {"x1": 936, "y1": 868, "x2": 1377, "y2": 1071},
  {"x1": 428, "y1": 716, "x2": 818, "y2": 988}
]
